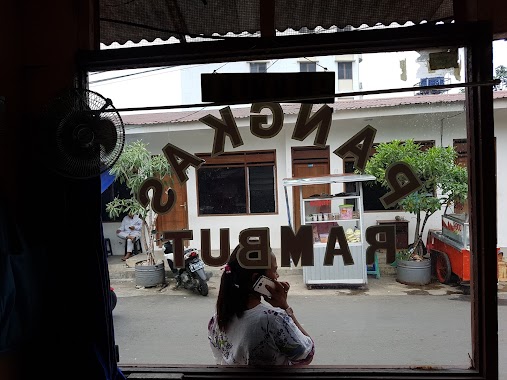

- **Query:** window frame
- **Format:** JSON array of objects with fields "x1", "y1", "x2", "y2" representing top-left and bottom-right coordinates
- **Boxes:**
[
  {"x1": 196, "y1": 150, "x2": 278, "y2": 216},
  {"x1": 249, "y1": 61, "x2": 268, "y2": 73},
  {"x1": 300, "y1": 61, "x2": 317, "y2": 72},
  {"x1": 81, "y1": 21, "x2": 498, "y2": 380},
  {"x1": 337, "y1": 61, "x2": 353, "y2": 79}
]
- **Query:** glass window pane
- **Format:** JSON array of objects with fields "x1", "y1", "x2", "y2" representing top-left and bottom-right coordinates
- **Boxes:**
[
  {"x1": 300, "y1": 62, "x2": 316, "y2": 72},
  {"x1": 250, "y1": 62, "x2": 267, "y2": 73},
  {"x1": 198, "y1": 167, "x2": 246, "y2": 214},
  {"x1": 248, "y1": 165, "x2": 276, "y2": 213},
  {"x1": 91, "y1": 45, "x2": 489, "y2": 373},
  {"x1": 338, "y1": 61, "x2": 352, "y2": 79},
  {"x1": 494, "y1": 38, "x2": 507, "y2": 380}
]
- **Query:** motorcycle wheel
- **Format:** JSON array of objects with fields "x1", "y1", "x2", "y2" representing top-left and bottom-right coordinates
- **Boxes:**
[
  {"x1": 110, "y1": 288, "x2": 117, "y2": 310},
  {"x1": 198, "y1": 278, "x2": 209, "y2": 296}
]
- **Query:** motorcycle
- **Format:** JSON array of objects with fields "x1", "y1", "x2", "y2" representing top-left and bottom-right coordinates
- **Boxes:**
[{"x1": 163, "y1": 242, "x2": 212, "y2": 296}]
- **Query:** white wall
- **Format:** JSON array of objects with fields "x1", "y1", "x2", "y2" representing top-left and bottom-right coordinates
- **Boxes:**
[
  {"x1": 359, "y1": 51, "x2": 419, "y2": 98},
  {"x1": 119, "y1": 101, "x2": 490, "y2": 251},
  {"x1": 103, "y1": 222, "x2": 125, "y2": 256},
  {"x1": 125, "y1": 118, "x2": 291, "y2": 250},
  {"x1": 280, "y1": 108, "x2": 468, "y2": 250}
]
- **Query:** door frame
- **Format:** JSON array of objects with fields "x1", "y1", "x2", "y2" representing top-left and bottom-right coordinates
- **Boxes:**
[{"x1": 291, "y1": 146, "x2": 330, "y2": 232}]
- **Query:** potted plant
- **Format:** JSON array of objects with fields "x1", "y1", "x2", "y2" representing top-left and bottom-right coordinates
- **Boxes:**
[
  {"x1": 106, "y1": 140, "x2": 173, "y2": 286},
  {"x1": 362, "y1": 140, "x2": 468, "y2": 284}
]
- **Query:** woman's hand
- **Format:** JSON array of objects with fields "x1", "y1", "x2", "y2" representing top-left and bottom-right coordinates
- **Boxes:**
[{"x1": 264, "y1": 280, "x2": 290, "y2": 310}]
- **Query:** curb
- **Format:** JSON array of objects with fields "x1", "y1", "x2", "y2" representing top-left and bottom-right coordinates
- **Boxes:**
[
  {"x1": 108, "y1": 263, "x2": 303, "y2": 280},
  {"x1": 106, "y1": 251, "x2": 394, "y2": 280},
  {"x1": 107, "y1": 260, "x2": 395, "y2": 280}
]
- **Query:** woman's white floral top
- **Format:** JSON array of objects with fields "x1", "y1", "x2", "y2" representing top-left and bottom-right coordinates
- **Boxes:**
[{"x1": 208, "y1": 303, "x2": 314, "y2": 366}]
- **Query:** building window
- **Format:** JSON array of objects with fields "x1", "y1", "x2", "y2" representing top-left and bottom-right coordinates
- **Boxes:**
[
  {"x1": 453, "y1": 138, "x2": 468, "y2": 167},
  {"x1": 250, "y1": 62, "x2": 267, "y2": 73},
  {"x1": 196, "y1": 150, "x2": 277, "y2": 215},
  {"x1": 300, "y1": 62, "x2": 316, "y2": 72},
  {"x1": 337, "y1": 61, "x2": 353, "y2": 79},
  {"x1": 344, "y1": 141, "x2": 434, "y2": 211}
]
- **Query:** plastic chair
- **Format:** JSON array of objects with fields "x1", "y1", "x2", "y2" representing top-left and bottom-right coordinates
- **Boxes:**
[
  {"x1": 124, "y1": 238, "x2": 142, "y2": 256},
  {"x1": 104, "y1": 238, "x2": 113, "y2": 256},
  {"x1": 366, "y1": 251, "x2": 381, "y2": 279}
]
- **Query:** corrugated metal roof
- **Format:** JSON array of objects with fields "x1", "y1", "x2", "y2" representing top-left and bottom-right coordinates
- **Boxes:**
[
  {"x1": 121, "y1": 91, "x2": 507, "y2": 126},
  {"x1": 100, "y1": 0, "x2": 453, "y2": 46}
]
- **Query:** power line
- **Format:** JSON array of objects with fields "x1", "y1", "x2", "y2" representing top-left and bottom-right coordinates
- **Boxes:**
[
  {"x1": 90, "y1": 62, "x2": 222, "y2": 85},
  {"x1": 89, "y1": 67, "x2": 171, "y2": 84}
]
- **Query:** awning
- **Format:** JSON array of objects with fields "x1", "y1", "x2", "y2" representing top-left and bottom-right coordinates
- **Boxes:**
[
  {"x1": 100, "y1": 0, "x2": 453, "y2": 46},
  {"x1": 100, "y1": 171, "x2": 116, "y2": 194},
  {"x1": 283, "y1": 173, "x2": 376, "y2": 187}
]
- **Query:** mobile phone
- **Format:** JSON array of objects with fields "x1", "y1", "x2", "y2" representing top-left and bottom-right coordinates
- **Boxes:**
[{"x1": 252, "y1": 275, "x2": 275, "y2": 298}]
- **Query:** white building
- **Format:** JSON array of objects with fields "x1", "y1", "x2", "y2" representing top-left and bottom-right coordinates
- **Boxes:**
[
  {"x1": 94, "y1": 50, "x2": 507, "y2": 255},
  {"x1": 100, "y1": 92, "x2": 507, "y2": 254}
]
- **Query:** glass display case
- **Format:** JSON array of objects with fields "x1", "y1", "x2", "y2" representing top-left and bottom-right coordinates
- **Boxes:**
[
  {"x1": 283, "y1": 174, "x2": 375, "y2": 287},
  {"x1": 441, "y1": 213, "x2": 470, "y2": 248}
]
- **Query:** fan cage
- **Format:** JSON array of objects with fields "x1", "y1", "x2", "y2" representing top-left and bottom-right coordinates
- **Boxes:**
[{"x1": 41, "y1": 89, "x2": 125, "y2": 179}]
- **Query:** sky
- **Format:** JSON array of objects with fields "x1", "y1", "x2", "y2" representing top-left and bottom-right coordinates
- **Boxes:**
[{"x1": 494, "y1": 40, "x2": 507, "y2": 69}]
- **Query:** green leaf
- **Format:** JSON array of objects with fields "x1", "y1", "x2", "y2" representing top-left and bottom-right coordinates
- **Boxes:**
[
  {"x1": 363, "y1": 140, "x2": 468, "y2": 244},
  {"x1": 106, "y1": 139, "x2": 173, "y2": 219}
]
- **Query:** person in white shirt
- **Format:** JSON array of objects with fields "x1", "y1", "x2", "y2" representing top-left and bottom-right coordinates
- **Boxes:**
[
  {"x1": 208, "y1": 245, "x2": 315, "y2": 366},
  {"x1": 116, "y1": 213, "x2": 142, "y2": 261}
]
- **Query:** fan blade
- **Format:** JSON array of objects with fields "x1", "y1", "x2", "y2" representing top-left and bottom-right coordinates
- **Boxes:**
[
  {"x1": 40, "y1": 88, "x2": 125, "y2": 179},
  {"x1": 94, "y1": 117, "x2": 118, "y2": 154}
]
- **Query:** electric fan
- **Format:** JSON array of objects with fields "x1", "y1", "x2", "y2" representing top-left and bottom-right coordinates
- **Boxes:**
[{"x1": 40, "y1": 88, "x2": 125, "y2": 179}]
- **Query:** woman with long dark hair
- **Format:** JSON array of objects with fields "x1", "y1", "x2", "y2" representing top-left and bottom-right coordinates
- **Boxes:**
[{"x1": 208, "y1": 245, "x2": 314, "y2": 366}]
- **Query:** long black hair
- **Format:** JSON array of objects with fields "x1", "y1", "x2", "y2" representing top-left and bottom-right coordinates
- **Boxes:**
[{"x1": 215, "y1": 245, "x2": 268, "y2": 331}]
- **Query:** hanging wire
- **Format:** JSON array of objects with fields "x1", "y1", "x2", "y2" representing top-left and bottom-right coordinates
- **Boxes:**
[{"x1": 112, "y1": 79, "x2": 500, "y2": 113}]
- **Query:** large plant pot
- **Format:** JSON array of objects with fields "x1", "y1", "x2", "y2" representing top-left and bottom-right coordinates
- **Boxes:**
[
  {"x1": 135, "y1": 262, "x2": 165, "y2": 287},
  {"x1": 396, "y1": 259, "x2": 431, "y2": 285}
]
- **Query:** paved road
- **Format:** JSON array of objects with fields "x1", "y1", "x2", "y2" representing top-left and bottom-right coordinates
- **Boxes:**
[
  {"x1": 113, "y1": 292, "x2": 474, "y2": 367},
  {"x1": 110, "y1": 274, "x2": 507, "y2": 375}
]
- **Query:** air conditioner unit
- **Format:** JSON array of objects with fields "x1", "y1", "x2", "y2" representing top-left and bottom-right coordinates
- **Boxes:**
[{"x1": 419, "y1": 77, "x2": 446, "y2": 95}]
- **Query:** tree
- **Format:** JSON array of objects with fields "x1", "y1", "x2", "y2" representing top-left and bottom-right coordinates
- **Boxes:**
[
  {"x1": 362, "y1": 140, "x2": 468, "y2": 258},
  {"x1": 494, "y1": 65, "x2": 507, "y2": 90},
  {"x1": 105, "y1": 140, "x2": 172, "y2": 265}
]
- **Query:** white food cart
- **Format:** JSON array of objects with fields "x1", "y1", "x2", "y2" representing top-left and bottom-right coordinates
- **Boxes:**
[{"x1": 282, "y1": 173, "x2": 375, "y2": 287}]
